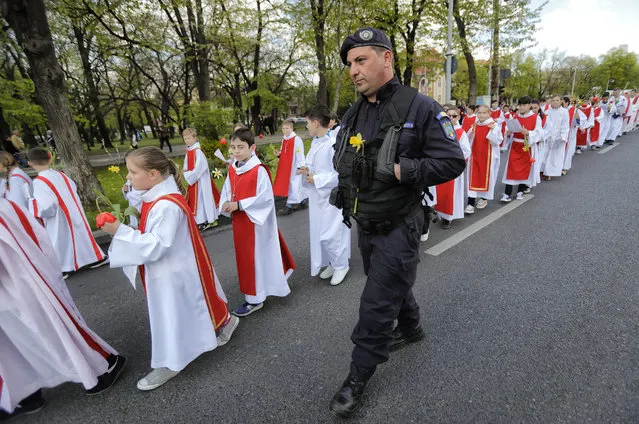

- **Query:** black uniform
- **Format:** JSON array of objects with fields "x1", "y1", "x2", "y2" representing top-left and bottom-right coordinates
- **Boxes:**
[{"x1": 332, "y1": 77, "x2": 466, "y2": 381}]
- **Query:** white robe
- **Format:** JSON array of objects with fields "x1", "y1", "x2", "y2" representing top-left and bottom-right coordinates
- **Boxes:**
[
  {"x1": 219, "y1": 155, "x2": 292, "y2": 304},
  {"x1": 606, "y1": 96, "x2": 627, "y2": 140},
  {"x1": 28, "y1": 169, "x2": 105, "y2": 272},
  {"x1": 281, "y1": 132, "x2": 307, "y2": 204},
  {"x1": 303, "y1": 134, "x2": 350, "y2": 275},
  {"x1": 563, "y1": 108, "x2": 586, "y2": 171},
  {"x1": 5, "y1": 167, "x2": 32, "y2": 210},
  {"x1": 542, "y1": 107, "x2": 570, "y2": 177},
  {"x1": 436, "y1": 125, "x2": 470, "y2": 221},
  {"x1": 597, "y1": 102, "x2": 612, "y2": 147},
  {"x1": 0, "y1": 200, "x2": 116, "y2": 413},
  {"x1": 109, "y1": 177, "x2": 227, "y2": 371},
  {"x1": 502, "y1": 112, "x2": 544, "y2": 187},
  {"x1": 183, "y1": 142, "x2": 218, "y2": 225},
  {"x1": 468, "y1": 118, "x2": 502, "y2": 200}
]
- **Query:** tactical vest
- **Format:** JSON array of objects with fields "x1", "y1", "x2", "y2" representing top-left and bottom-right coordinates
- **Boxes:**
[{"x1": 331, "y1": 85, "x2": 421, "y2": 232}]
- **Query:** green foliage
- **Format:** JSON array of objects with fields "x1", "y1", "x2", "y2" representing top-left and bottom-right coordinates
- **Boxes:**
[
  {"x1": 0, "y1": 76, "x2": 47, "y2": 129},
  {"x1": 188, "y1": 102, "x2": 234, "y2": 141}
]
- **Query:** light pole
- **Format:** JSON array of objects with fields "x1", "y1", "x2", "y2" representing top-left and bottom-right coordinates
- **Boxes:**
[{"x1": 445, "y1": 0, "x2": 453, "y2": 104}]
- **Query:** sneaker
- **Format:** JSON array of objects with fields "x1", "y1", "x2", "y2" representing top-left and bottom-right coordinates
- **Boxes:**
[
  {"x1": 476, "y1": 198, "x2": 488, "y2": 209},
  {"x1": 199, "y1": 221, "x2": 218, "y2": 231},
  {"x1": 420, "y1": 231, "x2": 429, "y2": 242},
  {"x1": 595, "y1": 146, "x2": 602, "y2": 149},
  {"x1": 330, "y1": 267, "x2": 349, "y2": 286},
  {"x1": 575, "y1": 148, "x2": 582, "y2": 155},
  {"x1": 216, "y1": 315, "x2": 239, "y2": 347},
  {"x1": 319, "y1": 265, "x2": 334, "y2": 280},
  {"x1": 516, "y1": 192, "x2": 524, "y2": 200},
  {"x1": 591, "y1": 146, "x2": 596, "y2": 151},
  {"x1": 561, "y1": 170, "x2": 567, "y2": 175},
  {"x1": 389, "y1": 325, "x2": 425, "y2": 352},
  {"x1": 137, "y1": 367, "x2": 180, "y2": 391},
  {"x1": 88, "y1": 256, "x2": 110, "y2": 269},
  {"x1": 232, "y1": 302, "x2": 263, "y2": 317},
  {"x1": 523, "y1": 187, "x2": 531, "y2": 194},
  {"x1": 545, "y1": 176, "x2": 552, "y2": 181},
  {"x1": 500, "y1": 194, "x2": 512, "y2": 203},
  {"x1": 440, "y1": 219, "x2": 452, "y2": 229},
  {"x1": 62, "y1": 272, "x2": 70, "y2": 280},
  {"x1": 276, "y1": 207, "x2": 293, "y2": 216},
  {"x1": 0, "y1": 390, "x2": 46, "y2": 421},
  {"x1": 464, "y1": 205, "x2": 475, "y2": 214},
  {"x1": 86, "y1": 354, "x2": 127, "y2": 395}
]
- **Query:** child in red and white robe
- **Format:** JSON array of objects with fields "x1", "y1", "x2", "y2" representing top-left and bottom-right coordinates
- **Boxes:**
[
  {"x1": 0, "y1": 199, "x2": 125, "y2": 420},
  {"x1": 25, "y1": 147, "x2": 108, "y2": 277},
  {"x1": 220, "y1": 128, "x2": 295, "y2": 317},
  {"x1": 589, "y1": 98, "x2": 605, "y2": 150},
  {"x1": 434, "y1": 108, "x2": 471, "y2": 228},
  {"x1": 461, "y1": 105, "x2": 477, "y2": 134},
  {"x1": 500, "y1": 96, "x2": 544, "y2": 202},
  {"x1": 0, "y1": 151, "x2": 31, "y2": 209},
  {"x1": 104, "y1": 146, "x2": 237, "y2": 391},
  {"x1": 273, "y1": 119, "x2": 307, "y2": 215},
  {"x1": 575, "y1": 101, "x2": 594, "y2": 154},
  {"x1": 182, "y1": 128, "x2": 220, "y2": 231}
]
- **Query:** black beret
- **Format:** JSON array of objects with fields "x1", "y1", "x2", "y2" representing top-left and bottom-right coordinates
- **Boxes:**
[{"x1": 340, "y1": 27, "x2": 392, "y2": 65}]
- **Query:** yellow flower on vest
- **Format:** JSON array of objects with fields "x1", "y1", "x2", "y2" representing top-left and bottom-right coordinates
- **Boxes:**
[{"x1": 349, "y1": 133, "x2": 365, "y2": 152}]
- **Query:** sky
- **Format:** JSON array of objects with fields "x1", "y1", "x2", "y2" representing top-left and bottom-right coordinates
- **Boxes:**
[{"x1": 531, "y1": 0, "x2": 639, "y2": 57}]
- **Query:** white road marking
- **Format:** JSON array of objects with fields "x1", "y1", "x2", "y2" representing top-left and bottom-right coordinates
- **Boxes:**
[
  {"x1": 598, "y1": 143, "x2": 619, "y2": 154},
  {"x1": 425, "y1": 195, "x2": 535, "y2": 256}
]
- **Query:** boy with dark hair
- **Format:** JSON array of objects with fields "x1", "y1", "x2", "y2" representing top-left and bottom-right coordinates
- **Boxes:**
[
  {"x1": 299, "y1": 105, "x2": 350, "y2": 286},
  {"x1": 25, "y1": 147, "x2": 108, "y2": 278},
  {"x1": 219, "y1": 129, "x2": 295, "y2": 316},
  {"x1": 273, "y1": 119, "x2": 307, "y2": 216}
]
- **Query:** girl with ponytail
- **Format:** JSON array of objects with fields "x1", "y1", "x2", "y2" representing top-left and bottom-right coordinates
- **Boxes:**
[
  {"x1": 101, "y1": 146, "x2": 238, "y2": 391},
  {"x1": 0, "y1": 151, "x2": 32, "y2": 209}
]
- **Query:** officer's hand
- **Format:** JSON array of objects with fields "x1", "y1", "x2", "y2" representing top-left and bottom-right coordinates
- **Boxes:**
[{"x1": 394, "y1": 163, "x2": 401, "y2": 181}]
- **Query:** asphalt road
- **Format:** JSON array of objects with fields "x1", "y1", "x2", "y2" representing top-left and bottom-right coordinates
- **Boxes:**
[{"x1": 18, "y1": 131, "x2": 639, "y2": 423}]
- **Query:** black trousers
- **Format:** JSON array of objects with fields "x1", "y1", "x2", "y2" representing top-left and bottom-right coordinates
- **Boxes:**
[
  {"x1": 504, "y1": 184, "x2": 528, "y2": 196},
  {"x1": 350, "y1": 211, "x2": 423, "y2": 381},
  {"x1": 160, "y1": 136, "x2": 173, "y2": 152}
]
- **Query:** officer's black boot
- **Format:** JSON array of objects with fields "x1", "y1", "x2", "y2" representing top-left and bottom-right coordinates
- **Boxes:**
[
  {"x1": 329, "y1": 376, "x2": 367, "y2": 418},
  {"x1": 389, "y1": 325, "x2": 425, "y2": 352}
]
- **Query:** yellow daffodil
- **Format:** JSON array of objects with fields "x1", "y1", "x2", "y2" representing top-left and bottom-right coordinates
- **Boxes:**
[
  {"x1": 349, "y1": 133, "x2": 365, "y2": 152},
  {"x1": 212, "y1": 168, "x2": 223, "y2": 179},
  {"x1": 108, "y1": 165, "x2": 120, "y2": 173}
]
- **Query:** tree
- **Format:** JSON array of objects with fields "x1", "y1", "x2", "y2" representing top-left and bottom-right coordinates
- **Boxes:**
[{"x1": 1, "y1": 0, "x2": 102, "y2": 203}]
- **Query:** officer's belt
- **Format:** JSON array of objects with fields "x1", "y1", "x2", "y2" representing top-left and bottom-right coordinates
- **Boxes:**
[{"x1": 354, "y1": 202, "x2": 422, "y2": 235}]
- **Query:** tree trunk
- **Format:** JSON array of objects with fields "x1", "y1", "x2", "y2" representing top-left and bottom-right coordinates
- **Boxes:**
[
  {"x1": 490, "y1": 0, "x2": 500, "y2": 100},
  {"x1": 311, "y1": 0, "x2": 329, "y2": 105},
  {"x1": 2, "y1": 0, "x2": 103, "y2": 203},
  {"x1": 73, "y1": 26, "x2": 113, "y2": 148},
  {"x1": 453, "y1": 0, "x2": 477, "y2": 104},
  {"x1": 142, "y1": 106, "x2": 157, "y2": 138}
]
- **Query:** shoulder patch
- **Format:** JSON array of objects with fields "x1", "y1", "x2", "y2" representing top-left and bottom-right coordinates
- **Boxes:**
[
  {"x1": 435, "y1": 111, "x2": 457, "y2": 141},
  {"x1": 403, "y1": 121, "x2": 414, "y2": 129}
]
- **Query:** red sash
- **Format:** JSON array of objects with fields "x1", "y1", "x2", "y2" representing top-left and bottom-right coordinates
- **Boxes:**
[
  {"x1": 138, "y1": 193, "x2": 229, "y2": 330},
  {"x1": 490, "y1": 109, "x2": 501, "y2": 121},
  {"x1": 506, "y1": 114, "x2": 537, "y2": 181},
  {"x1": 185, "y1": 148, "x2": 221, "y2": 216},
  {"x1": 576, "y1": 106, "x2": 592, "y2": 147},
  {"x1": 590, "y1": 107, "x2": 602, "y2": 142},
  {"x1": 0, "y1": 211, "x2": 110, "y2": 359},
  {"x1": 229, "y1": 164, "x2": 296, "y2": 296},
  {"x1": 435, "y1": 128, "x2": 464, "y2": 215},
  {"x1": 272, "y1": 136, "x2": 296, "y2": 197},
  {"x1": 462, "y1": 115, "x2": 477, "y2": 133},
  {"x1": 36, "y1": 172, "x2": 103, "y2": 270},
  {"x1": 469, "y1": 125, "x2": 492, "y2": 192}
]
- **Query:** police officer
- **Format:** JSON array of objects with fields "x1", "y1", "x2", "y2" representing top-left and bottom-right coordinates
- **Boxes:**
[{"x1": 328, "y1": 28, "x2": 466, "y2": 418}]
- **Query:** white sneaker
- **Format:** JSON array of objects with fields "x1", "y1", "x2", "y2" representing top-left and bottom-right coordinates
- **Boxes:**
[
  {"x1": 319, "y1": 265, "x2": 334, "y2": 280},
  {"x1": 575, "y1": 148, "x2": 582, "y2": 155},
  {"x1": 137, "y1": 368, "x2": 180, "y2": 391},
  {"x1": 464, "y1": 205, "x2": 475, "y2": 214},
  {"x1": 476, "y1": 198, "x2": 488, "y2": 209},
  {"x1": 523, "y1": 187, "x2": 531, "y2": 194},
  {"x1": 216, "y1": 315, "x2": 239, "y2": 347},
  {"x1": 500, "y1": 194, "x2": 512, "y2": 203},
  {"x1": 516, "y1": 192, "x2": 524, "y2": 200},
  {"x1": 420, "y1": 231, "x2": 429, "y2": 242},
  {"x1": 330, "y1": 267, "x2": 349, "y2": 286}
]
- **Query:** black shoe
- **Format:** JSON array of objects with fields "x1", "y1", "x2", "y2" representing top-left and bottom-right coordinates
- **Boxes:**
[
  {"x1": 277, "y1": 207, "x2": 293, "y2": 216},
  {"x1": 441, "y1": 219, "x2": 452, "y2": 229},
  {"x1": 389, "y1": 325, "x2": 425, "y2": 352},
  {"x1": 329, "y1": 376, "x2": 367, "y2": 419},
  {"x1": 88, "y1": 256, "x2": 110, "y2": 269},
  {"x1": 0, "y1": 390, "x2": 46, "y2": 422},
  {"x1": 86, "y1": 354, "x2": 126, "y2": 395}
]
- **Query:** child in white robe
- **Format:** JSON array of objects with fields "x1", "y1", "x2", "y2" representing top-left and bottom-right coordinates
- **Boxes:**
[
  {"x1": 301, "y1": 105, "x2": 350, "y2": 286},
  {"x1": 103, "y1": 147, "x2": 238, "y2": 391},
  {"x1": 25, "y1": 147, "x2": 108, "y2": 277},
  {"x1": 273, "y1": 119, "x2": 307, "y2": 216},
  {"x1": 0, "y1": 199, "x2": 125, "y2": 420},
  {"x1": 0, "y1": 151, "x2": 31, "y2": 210},
  {"x1": 541, "y1": 95, "x2": 570, "y2": 179},
  {"x1": 182, "y1": 128, "x2": 219, "y2": 231},
  {"x1": 220, "y1": 128, "x2": 295, "y2": 317}
]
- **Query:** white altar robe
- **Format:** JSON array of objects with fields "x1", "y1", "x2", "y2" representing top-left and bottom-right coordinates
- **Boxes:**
[
  {"x1": 303, "y1": 134, "x2": 350, "y2": 276},
  {"x1": 542, "y1": 107, "x2": 570, "y2": 177},
  {"x1": 183, "y1": 142, "x2": 218, "y2": 224},
  {"x1": 0, "y1": 199, "x2": 116, "y2": 413}
]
